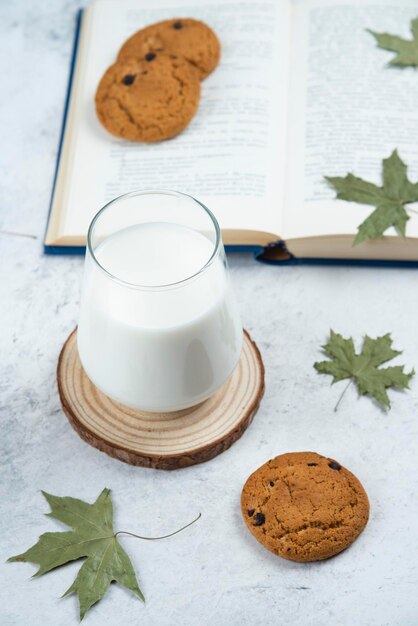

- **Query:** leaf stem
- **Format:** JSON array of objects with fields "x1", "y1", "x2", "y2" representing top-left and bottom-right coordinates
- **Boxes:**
[
  {"x1": 115, "y1": 512, "x2": 201, "y2": 541},
  {"x1": 0, "y1": 229, "x2": 37, "y2": 239},
  {"x1": 407, "y1": 207, "x2": 418, "y2": 215},
  {"x1": 334, "y1": 379, "x2": 353, "y2": 412}
]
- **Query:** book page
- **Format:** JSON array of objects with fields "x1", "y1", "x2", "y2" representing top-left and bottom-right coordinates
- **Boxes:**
[
  {"x1": 58, "y1": 0, "x2": 291, "y2": 242},
  {"x1": 283, "y1": 0, "x2": 418, "y2": 241}
]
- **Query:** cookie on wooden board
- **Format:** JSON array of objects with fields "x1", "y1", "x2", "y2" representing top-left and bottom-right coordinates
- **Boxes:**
[
  {"x1": 95, "y1": 53, "x2": 200, "y2": 142},
  {"x1": 118, "y1": 18, "x2": 221, "y2": 79},
  {"x1": 241, "y1": 451, "x2": 369, "y2": 562}
]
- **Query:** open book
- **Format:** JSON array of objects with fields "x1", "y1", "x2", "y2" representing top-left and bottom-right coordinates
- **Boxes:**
[{"x1": 45, "y1": 0, "x2": 418, "y2": 263}]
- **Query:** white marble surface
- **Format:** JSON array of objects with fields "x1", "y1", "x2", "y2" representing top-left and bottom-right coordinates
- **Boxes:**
[{"x1": 1, "y1": 1, "x2": 418, "y2": 625}]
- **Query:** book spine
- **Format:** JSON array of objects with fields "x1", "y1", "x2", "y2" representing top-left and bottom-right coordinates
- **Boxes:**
[{"x1": 43, "y1": 10, "x2": 84, "y2": 253}]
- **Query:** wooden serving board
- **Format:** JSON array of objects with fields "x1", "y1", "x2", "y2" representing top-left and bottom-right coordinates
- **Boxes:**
[{"x1": 57, "y1": 329, "x2": 265, "y2": 470}]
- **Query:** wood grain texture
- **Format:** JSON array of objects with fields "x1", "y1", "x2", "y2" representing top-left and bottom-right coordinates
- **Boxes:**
[{"x1": 57, "y1": 329, "x2": 264, "y2": 470}]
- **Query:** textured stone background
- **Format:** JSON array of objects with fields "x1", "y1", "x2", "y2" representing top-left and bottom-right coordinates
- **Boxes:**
[{"x1": 1, "y1": 1, "x2": 418, "y2": 625}]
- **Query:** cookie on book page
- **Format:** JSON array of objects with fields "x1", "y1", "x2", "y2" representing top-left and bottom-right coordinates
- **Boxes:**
[
  {"x1": 95, "y1": 53, "x2": 200, "y2": 142},
  {"x1": 118, "y1": 18, "x2": 221, "y2": 79},
  {"x1": 241, "y1": 451, "x2": 369, "y2": 562}
]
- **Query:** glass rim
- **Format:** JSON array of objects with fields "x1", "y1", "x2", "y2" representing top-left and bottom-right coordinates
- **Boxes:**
[{"x1": 87, "y1": 189, "x2": 222, "y2": 290}]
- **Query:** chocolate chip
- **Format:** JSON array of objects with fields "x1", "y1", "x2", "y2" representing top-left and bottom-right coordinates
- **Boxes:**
[
  {"x1": 173, "y1": 21, "x2": 183, "y2": 29},
  {"x1": 307, "y1": 463, "x2": 318, "y2": 467},
  {"x1": 122, "y1": 74, "x2": 135, "y2": 85},
  {"x1": 253, "y1": 512, "x2": 265, "y2": 526},
  {"x1": 247, "y1": 509, "x2": 255, "y2": 517},
  {"x1": 328, "y1": 460, "x2": 341, "y2": 471},
  {"x1": 145, "y1": 52, "x2": 156, "y2": 62},
  {"x1": 269, "y1": 481, "x2": 275, "y2": 487}
]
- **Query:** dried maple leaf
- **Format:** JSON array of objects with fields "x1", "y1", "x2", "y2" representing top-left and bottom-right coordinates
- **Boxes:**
[
  {"x1": 368, "y1": 18, "x2": 418, "y2": 67},
  {"x1": 8, "y1": 489, "x2": 200, "y2": 620},
  {"x1": 325, "y1": 150, "x2": 418, "y2": 245},
  {"x1": 8, "y1": 489, "x2": 143, "y2": 620},
  {"x1": 314, "y1": 330, "x2": 414, "y2": 410}
]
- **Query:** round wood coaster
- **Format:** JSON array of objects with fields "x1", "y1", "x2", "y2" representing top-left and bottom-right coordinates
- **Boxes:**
[{"x1": 57, "y1": 329, "x2": 264, "y2": 470}]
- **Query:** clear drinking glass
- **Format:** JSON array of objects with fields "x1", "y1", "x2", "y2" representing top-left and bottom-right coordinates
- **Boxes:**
[{"x1": 77, "y1": 190, "x2": 243, "y2": 412}]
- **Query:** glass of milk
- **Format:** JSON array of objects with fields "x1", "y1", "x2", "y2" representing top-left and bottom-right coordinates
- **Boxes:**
[{"x1": 77, "y1": 190, "x2": 243, "y2": 412}]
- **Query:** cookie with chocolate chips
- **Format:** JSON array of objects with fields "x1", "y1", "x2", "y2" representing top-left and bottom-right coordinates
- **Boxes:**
[
  {"x1": 95, "y1": 53, "x2": 200, "y2": 142},
  {"x1": 241, "y1": 452, "x2": 369, "y2": 562},
  {"x1": 117, "y1": 18, "x2": 221, "y2": 79}
]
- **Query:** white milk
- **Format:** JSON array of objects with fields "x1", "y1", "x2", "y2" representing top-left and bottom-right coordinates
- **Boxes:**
[{"x1": 77, "y1": 222, "x2": 243, "y2": 412}]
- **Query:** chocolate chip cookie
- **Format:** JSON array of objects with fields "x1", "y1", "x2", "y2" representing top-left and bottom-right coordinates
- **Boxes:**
[
  {"x1": 117, "y1": 18, "x2": 221, "y2": 79},
  {"x1": 95, "y1": 53, "x2": 200, "y2": 142},
  {"x1": 241, "y1": 452, "x2": 369, "y2": 562}
]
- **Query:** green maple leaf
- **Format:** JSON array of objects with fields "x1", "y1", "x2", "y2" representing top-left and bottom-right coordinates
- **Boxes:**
[
  {"x1": 8, "y1": 489, "x2": 144, "y2": 620},
  {"x1": 368, "y1": 18, "x2": 418, "y2": 67},
  {"x1": 325, "y1": 150, "x2": 418, "y2": 245},
  {"x1": 314, "y1": 330, "x2": 414, "y2": 410}
]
